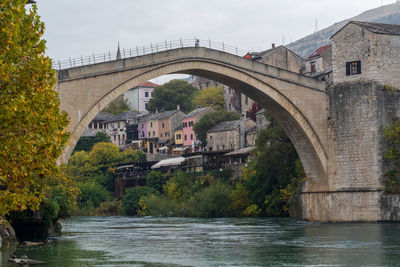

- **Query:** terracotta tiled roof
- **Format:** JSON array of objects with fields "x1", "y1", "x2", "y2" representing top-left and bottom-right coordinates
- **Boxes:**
[
  {"x1": 307, "y1": 44, "x2": 332, "y2": 59},
  {"x1": 138, "y1": 81, "x2": 159, "y2": 88}
]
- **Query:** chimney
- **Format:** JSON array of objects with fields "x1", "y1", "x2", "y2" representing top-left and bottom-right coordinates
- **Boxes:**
[
  {"x1": 272, "y1": 43, "x2": 275, "y2": 49},
  {"x1": 177, "y1": 104, "x2": 180, "y2": 111}
]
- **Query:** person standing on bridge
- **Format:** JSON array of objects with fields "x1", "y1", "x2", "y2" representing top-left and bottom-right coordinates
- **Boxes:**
[{"x1": 195, "y1": 39, "x2": 200, "y2": 47}]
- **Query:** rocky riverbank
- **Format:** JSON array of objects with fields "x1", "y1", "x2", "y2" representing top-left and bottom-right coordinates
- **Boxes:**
[{"x1": 0, "y1": 217, "x2": 17, "y2": 247}]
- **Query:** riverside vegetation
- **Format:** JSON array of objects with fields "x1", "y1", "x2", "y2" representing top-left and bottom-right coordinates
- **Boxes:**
[
  {"x1": 65, "y1": 114, "x2": 305, "y2": 218},
  {"x1": 0, "y1": 0, "x2": 79, "y2": 242}
]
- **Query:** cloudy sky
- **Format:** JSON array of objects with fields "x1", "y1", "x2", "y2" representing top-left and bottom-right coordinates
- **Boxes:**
[{"x1": 35, "y1": 0, "x2": 396, "y2": 82}]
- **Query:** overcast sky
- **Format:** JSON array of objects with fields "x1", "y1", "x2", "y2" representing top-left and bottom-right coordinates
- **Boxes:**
[{"x1": 35, "y1": 0, "x2": 396, "y2": 83}]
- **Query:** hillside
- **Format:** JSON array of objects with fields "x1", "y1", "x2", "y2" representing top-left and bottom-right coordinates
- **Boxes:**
[{"x1": 287, "y1": 2, "x2": 400, "y2": 58}]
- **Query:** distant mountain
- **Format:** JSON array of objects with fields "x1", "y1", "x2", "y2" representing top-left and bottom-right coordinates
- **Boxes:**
[{"x1": 287, "y1": 2, "x2": 400, "y2": 58}]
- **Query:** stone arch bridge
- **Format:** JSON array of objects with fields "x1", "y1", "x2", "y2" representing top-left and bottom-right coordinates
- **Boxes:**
[{"x1": 56, "y1": 46, "x2": 391, "y2": 222}]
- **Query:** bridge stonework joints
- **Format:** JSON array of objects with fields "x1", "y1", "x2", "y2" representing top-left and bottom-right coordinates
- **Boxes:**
[{"x1": 56, "y1": 47, "x2": 396, "y2": 222}]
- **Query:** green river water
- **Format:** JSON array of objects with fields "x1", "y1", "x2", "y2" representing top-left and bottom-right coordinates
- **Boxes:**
[{"x1": 1, "y1": 216, "x2": 400, "y2": 266}]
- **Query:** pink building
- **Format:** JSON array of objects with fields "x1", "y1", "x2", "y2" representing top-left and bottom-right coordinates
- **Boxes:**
[
  {"x1": 123, "y1": 81, "x2": 158, "y2": 113},
  {"x1": 182, "y1": 107, "x2": 214, "y2": 150}
]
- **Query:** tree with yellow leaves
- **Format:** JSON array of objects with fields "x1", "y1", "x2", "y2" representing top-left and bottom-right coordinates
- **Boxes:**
[
  {"x1": 192, "y1": 86, "x2": 225, "y2": 110},
  {"x1": 0, "y1": 0, "x2": 70, "y2": 215}
]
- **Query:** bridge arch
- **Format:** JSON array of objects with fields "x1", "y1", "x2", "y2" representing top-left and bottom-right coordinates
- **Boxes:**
[{"x1": 57, "y1": 47, "x2": 328, "y2": 191}]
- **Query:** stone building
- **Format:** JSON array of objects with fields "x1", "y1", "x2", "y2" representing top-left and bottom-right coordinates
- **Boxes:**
[
  {"x1": 256, "y1": 109, "x2": 270, "y2": 131},
  {"x1": 104, "y1": 111, "x2": 140, "y2": 148},
  {"x1": 206, "y1": 119, "x2": 256, "y2": 152},
  {"x1": 251, "y1": 44, "x2": 305, "y2": 74},
  {"x1": 83, "y1": 112, "x2": 115, "y2": 137},
  {"x1": 304, "y1": 44, "x2": 333, "y2": 83},
  {"x1": 331, "y1": 21, "x2": 400, "y2": 87},
  {"x1": 123, "y1": 81, "x2": 158, "y2": 113}
]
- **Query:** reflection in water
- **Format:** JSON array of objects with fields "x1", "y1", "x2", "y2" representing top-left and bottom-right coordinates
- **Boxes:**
[{"x1": 1, "y1": 217, "x2": 400, "y2": 266}]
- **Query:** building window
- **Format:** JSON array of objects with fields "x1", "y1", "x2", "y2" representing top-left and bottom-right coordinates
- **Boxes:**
[
  {"x1": 310, "y1": 62, "x2": 316, "y2": 73},
  {"x1": 148, "y1": 131, "x2": 151, "y2": 137},
  {"x1": 184, "y1": 135, "x2": 187, "y2": 141},
  {"x1": 141, "y1": 131, "x2": 144, "y2": 137},
  {"x1": 209, "y1": 147, "x2": 212, "y2": 151},
  {"x1": 217, "y1": 145, "x2": 219, "y2": 150},
  {"x1": 161, "y1": 133, "x2": 163, "y2": 138},
  {"x1": 190, "y1": 134, "x2": 193, "y2": 140},
  {"x1": 153, "y1": 131, "x2": 155, "y2": 137},
  {"x1": 145, "y1": 103, "x2": 149, "y2": 110},
  {"x1": 141, "y1": 123, "x2": 144, "y2": 127},
  {"x1": 150, "y1": 122, "x2": 153, "y2": 128},
  {"x1": 162, "y1": 123, "x2": 165, "y2": 128},
  {"x1": 114, "y1": 135, "x2": 116, "y2": 141},
  {"x1": 346, "y1": 61, "x2": 361, "y2": 76},
  {"x1": 210, "y1": 135, "x2": 213, "y2": 139},
  {"x1": 145, "y1": 92, "x2": 149, "y2": 97}
]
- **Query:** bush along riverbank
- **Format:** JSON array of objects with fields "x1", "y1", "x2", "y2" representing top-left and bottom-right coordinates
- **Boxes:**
[{"x1": 134, "y1": 117, "x2": 305, "y2": 218}]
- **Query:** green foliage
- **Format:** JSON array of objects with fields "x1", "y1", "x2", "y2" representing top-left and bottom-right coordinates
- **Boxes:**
[
  {"x1": 192, "y1": 86, "x2": 225, "y2": 110},
  {"x1": 121, "y1": 186, "x2": 156, "y2": 215},
  {"x1": 95, "y1": 199, "x2": 121, "y2": 216},
  {"x1": 147, "y1": 80, "x2": 199, "y2": 112},
  {"x1": 140, "y1": 170, "x2": 235, "y2": 218},
  {"x1": 231, "y1": 183, "x2": 251, "y2": 216},
  {"x1": 78, "y1": 181, "x2": 110, "y2": 209},
  {"x1": 66, "y1": 142, "x2": 146, "y2": 196},
  {"x1": 194, "y1": 110, "x2": 240, "y2": 147},
  {"x1": 244, "y1": 118, "x2": 300, "y2": 210},
  {"x1": 383, "y1": 120, "x2": 400, "y2": 193},
  {"x1": 121, "y1": 148, "x2": 146, "y2": 164},
  {"x1": 146, "y1": 171, "x2": 167, "y2": 193},
  {"x1": 233, "y1": 115, "x2": 304, "y2": 217},
  {"x1": 264, "y1": 189, "x2": 288, "y2": 217},
  {"x1": 138, "y1": 195, "x2": 182, "y2": 217},
  {"x1": 0, "y1": 0, "x2": 71, "y2": 216},
  {"x1": 243, "y1": 204, "x2": 263, "y2": 217},
  {"x1": 103, "y1": 95, "x2": 130, "y2": 115},
  {"x1": 188, "y1": 183, "x2": 233, "y2": 217},
  {"x1": 74, "y1": 132, "x2": 111, "y2": 153}
]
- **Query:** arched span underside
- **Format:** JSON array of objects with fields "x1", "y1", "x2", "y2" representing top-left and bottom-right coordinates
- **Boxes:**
[{"x1": 57, "y1": 47, "x2": 328, "y2": 190}]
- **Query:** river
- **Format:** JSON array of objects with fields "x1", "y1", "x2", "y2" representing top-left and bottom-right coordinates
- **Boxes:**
[{"x1": 1, "y1": 216, "x2": 400, "y2": 266}]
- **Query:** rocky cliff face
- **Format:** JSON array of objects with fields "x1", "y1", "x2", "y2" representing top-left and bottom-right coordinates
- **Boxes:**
[
  {"x1": 287, "y1": 2, "x2": 400, "y2": 58},
  {"x1": 0, "y1": 217, "x2": 17, "y2": 247}
]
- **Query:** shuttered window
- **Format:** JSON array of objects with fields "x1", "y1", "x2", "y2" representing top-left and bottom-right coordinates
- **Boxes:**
[{"x1": 346, "y1": 61, "x2": 361, "y2": 76}]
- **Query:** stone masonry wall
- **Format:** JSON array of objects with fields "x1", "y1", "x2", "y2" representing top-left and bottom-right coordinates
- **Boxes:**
[
  {"x1": 208, "y1": 128, "x2": 240, "y2": 151},
  {"x1": 332, "y1": 23, "x2": 400, "y2": 87},
  {"x1": 328, "y1": 81, "x2": 384, "y2": 190},
  {"x1": 327, "y1": 81, "x2": 400, "y2": 221}
]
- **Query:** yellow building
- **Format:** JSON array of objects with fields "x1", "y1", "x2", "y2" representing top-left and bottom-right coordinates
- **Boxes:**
[{"x1": 174, "y1": 127, "x2": 183, "y2": 145}]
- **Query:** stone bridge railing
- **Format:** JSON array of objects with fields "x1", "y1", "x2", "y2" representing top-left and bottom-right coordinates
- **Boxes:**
[{"x1": 52, "y1": 38, "x2": 248, "y2": 70}]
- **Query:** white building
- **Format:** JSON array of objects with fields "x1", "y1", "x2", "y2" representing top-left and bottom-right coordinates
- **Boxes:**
[{"x1": 123, "y1": 81, "x2": 158, "y2": 113}]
